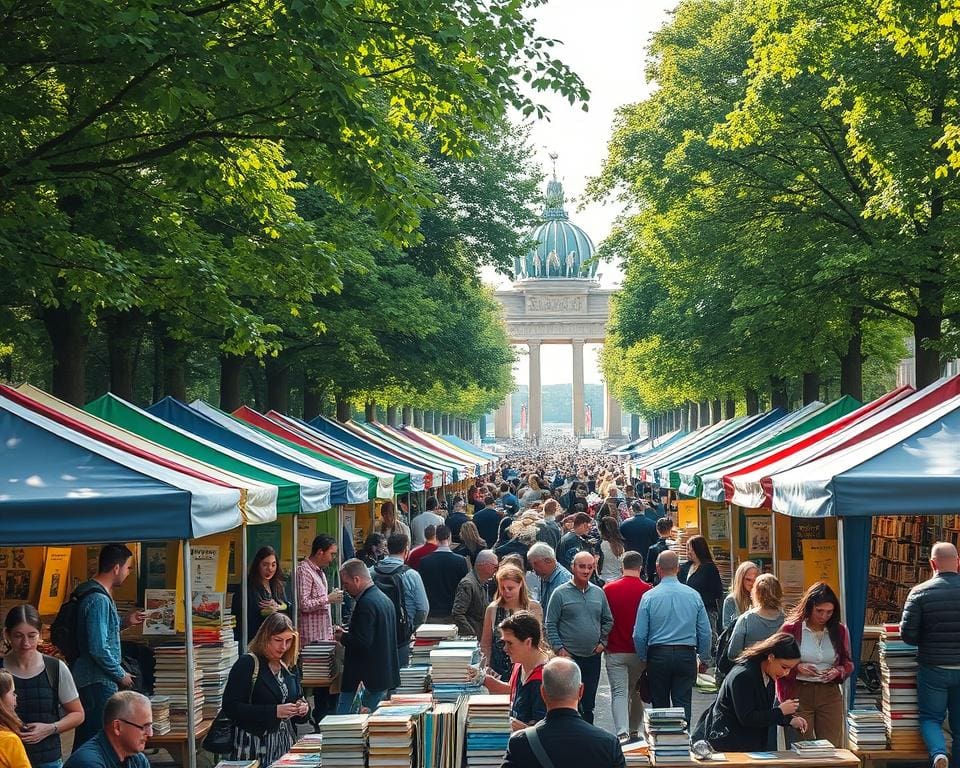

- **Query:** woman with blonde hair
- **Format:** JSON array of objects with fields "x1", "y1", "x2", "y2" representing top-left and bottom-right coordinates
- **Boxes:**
[
  {"x1": 223, "y1": 613, "x2": 309, "y2": 767},
  {"x1": 722, "y1": 561, "x2": 759, "y2": 630},
  {"x1": 0, "y1": 670, "x2": 29, "y2": 768},
  {"x1": 481, "y1": 565, "x2": 543, "y2": 680},
  {"x1": 453, "y1": 521, "x2": 487, "y2": 565},
  {"x1": 726, "y1": 573, "x2": 785, "y2": 661}
]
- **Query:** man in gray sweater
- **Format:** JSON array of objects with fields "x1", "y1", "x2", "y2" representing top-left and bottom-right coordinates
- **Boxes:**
[
  {"x1": 901, "y1": 542, "x2": 960, "y2": 768},
  {"x1": 545, "y1": 550, "x2": 613, "y2": 724}
]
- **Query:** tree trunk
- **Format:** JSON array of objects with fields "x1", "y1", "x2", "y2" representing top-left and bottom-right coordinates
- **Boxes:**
[
  {"x1": 335, "y1": 396, "x2": 351, "y2": 422},
  {"x1": 40, "y1": 303, "x2": 88, "y2": 405},
  {"x1": 698, "y1": 400, "x2": 710, "y2": 426},
  {"x1": 364, "y1": 401, "x2": 377, "y2": 423},
  {"x1": 265, "y1": 356, "x2": 290, "y2": 413},
  {"x1": 402, "y1": 406, "x2": 413, "y2": 426},
  {"x1": 219, "y1": 353, "x2": 245, "y2": 412},
  {"x1": 802, "y1": 371, "x2": 820, "y2": 405},
  {"x1": 424, "y1": 410, "x2": 435, "y2": 433},
  {"x1": 724, "y1": 397, "x2": 736, "y2": 419},
  {"x1": 413, "y1": 409, "x2": 424, "y2": 429},
  {"x1": 386, "y1": 405, "x2": 399, "y2": 427},
  {"x1": 710, "y1": 398, "x2": 722, "y2": 424},
  {"x1": 745, "y1": 387, "x2": 760, "y2": 416},
  {"x1": 630, "y1": 413, "x2": 640, "y2": 439},
  {"x1": 103, "y1": 309, "x2": 143, "y2": 402},
  {"x1": 840, "y1": 306, "x2": 864, "y2": 400},
  {"x1": 688, "y1": 400, "x2": 699, "y2": 430},
  {"x1": 160, "y1": 332, "x2": 187, "y2": 401},
  {"x1": 914, "y1": 285, "x2": 943, "y2": 388},
  {"x1": 478, "y1": 413, "x2": 487, "y2": 438},
  {"x1": 303, "y1": 378, "x2": 323, "y2": 421},
  {"x1": 152, "y1": 322, "x2": 163, "y2": 404},
  {"x1": 769, "y1": 376, "x2": 789, "y2": 411}
]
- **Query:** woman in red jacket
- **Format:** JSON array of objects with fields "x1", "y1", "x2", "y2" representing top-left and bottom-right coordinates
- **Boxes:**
[{"x1": 777, "y1": 582, "x2": 854, "y2": 747}]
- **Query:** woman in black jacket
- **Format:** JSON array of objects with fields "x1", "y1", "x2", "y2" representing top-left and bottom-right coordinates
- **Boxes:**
[
  {"x1": 223, "y1": 613, "x2": 309, "y2": 767},
  {"x1": 694, "y1": 633, "x2": 809, "y2": 751},
  {"x1": 679, "y1": 536, "x2": 725, "y2": 635},
  {"x1": 235, "y1": 546, "x2": 292, "y2": 643}
]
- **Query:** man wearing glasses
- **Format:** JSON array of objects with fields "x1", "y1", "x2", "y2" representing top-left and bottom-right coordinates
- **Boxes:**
[{"x1": 65, "y1": 691, "x2": 151, "y2": 768}]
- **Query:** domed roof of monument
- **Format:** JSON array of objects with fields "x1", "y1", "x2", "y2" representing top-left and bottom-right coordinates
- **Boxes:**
[{"x1": 515, "y1": 171, "x2": 597, "y2": 280}]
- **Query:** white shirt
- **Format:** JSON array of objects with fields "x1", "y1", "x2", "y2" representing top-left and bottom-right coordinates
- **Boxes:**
[
  {"x1": 600, "y1": 541, "x2": 624, "y2": 582},
  {"x1": 410, "y1": 512, "x2": 445, "y2": 546},
  {"x1": 797, "y1": 622, "x2": 837, "y2": 681}
]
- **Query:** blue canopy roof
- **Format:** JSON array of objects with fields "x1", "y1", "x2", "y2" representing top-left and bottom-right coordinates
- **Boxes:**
[{"x1": 441, "y1": 434, "x2": 498, "y2": 461}]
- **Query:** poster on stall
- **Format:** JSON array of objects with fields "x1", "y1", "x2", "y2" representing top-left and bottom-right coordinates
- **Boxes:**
[
  {"x1": 38, "y1": 548, "x2": 72, "y2": 615},
  {"x1": 143, "y1": 589, "x2": 177, "y2": 635},
  {"x1": 675, "y1": 499, "x2": 699, "y2": 530},
  {"x1": 706, "y1": 506, "x2": 729, "y2": 542},
  {"x1": 802, "y1": 539, "x2": 839, "y2": 591},
  {"x1": 175, "y1": 535, "x2": 230, "y2": 631},
  {"x1": 747, "y1": 516, "x2": 772, "y2": 556},
  {"x1": 790, "y1": 517, "x2": 826, "y2": 560},
  {"x1": 191, "y1": 545, "x2": 220, "y2": 591},
  {"x1": 142, "y1": 543, "x2": 168, "y2": 589},
  {"x1": 297, "y1": 517, "x2": 317, "y2": 560},
  {"x1": 247, "y1": 522, "x2": 282, "y2": 563}
]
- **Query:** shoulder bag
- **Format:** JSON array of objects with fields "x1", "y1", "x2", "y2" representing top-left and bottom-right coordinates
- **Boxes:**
[{"x1": 202, "y1": 653, "x2": 260, "y2": 754}]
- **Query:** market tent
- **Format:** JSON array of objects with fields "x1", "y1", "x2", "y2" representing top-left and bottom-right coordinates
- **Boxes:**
[
  {"x1": 355, "y1": 421, "x2": 467, "y2": 481},
  {"x1": 148, "y1": 397, "x2": 372, "y2": 504},
  {"x1": 674, "y1": 401, "x2": 826, "y2": 497},
  {"x1": 394, "y1": 425, "x2": 490, "y2": 474},
  {"x1": 631, "y1": 419, "x2": 735, "y2": 482},
  {"x1": 441, "y1": 434, "x2": 498, "y2": 462},
  {"x1": 697, "y1": 396, "x2": 865, "y2": 502},
  {"x1": 0, "y1": 394, "x2": 243, "y2": 543},
  {"x1": 10, "y1": 384, "x2": 277, "y2": 523},
  {"x1": 215, "y1": 403, "x2": 400, "y2": 498},
  {"x1": 264, "y1": 410, "x2": 427, "y2": 493},
  {"x1": 614, "y1": 429, "x2": 682, "y2": 458},
  {"x1": 308, "y1": 415, "x2": 440, "y2": 488},
  {"x1": 83, "y1": 392, "x2": 322, "y2": 514},
  {"x1": 723, "y1": 385, "x2": 914, "y2": 508}
]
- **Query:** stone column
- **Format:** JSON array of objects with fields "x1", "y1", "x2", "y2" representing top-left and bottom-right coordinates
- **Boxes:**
[
  {"x1": 604, "y1": 383, "x2": 623, "y2": 438},
  {"x1": 572, "y1": 339, "x2": 585, "y2": 436},
  {"x1": 528, "y1": 340, "x2": 543, "y2": 440},
  {"x1": 494, "y1": 394, "x2": 512, "y2": 439}
]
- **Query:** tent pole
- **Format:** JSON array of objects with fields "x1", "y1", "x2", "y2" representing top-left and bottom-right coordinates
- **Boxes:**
[
  {"x1": 241, "y1": 522, "x2": 249, "y2": 643},
  {"x1": 837, "y1": 516, "x2": 850, "y2": 722},
  {"x1": 335, "y1": 506, "x2": 344, "y2": 625},
  {"x1": 770, "y1": 511, "x2": 778, "y2": 577},
  {"x1": 291, "y1": 513, "x2": 299, "y2": 629},
  {"x1": 182, "y1": 540, "x2": 197, "y2": 768}
]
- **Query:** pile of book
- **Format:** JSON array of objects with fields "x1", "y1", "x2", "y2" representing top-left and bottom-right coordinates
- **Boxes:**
[
  {"x1": 879, "y1": 624, "x2": 924, "y2": 750},
  {"x1": 847, "y1": 706, "x2": 888, "y2": 750},
  {"x1": 623, "y1": 741, "x2": 651, "y2": 767},
  {"x1": 644, "y1": 708, "x2": 692, "y2": 765},
  {"x1": 273, "y1": 752, "x2": 321, "y2": 768},
  {"x1": 464, "y1": 695, "x2": 511, "y2": 768},
  {"x1": 318, "y1": 714, "x2": 369, "y2": 768},
  {"x1": 153, "y1": 644, "x2": 204, "y2": 731},
  {"x1": 192, "y1": 594, "x2": 239, "y2": 722},
  {"x1": 410, "y1": 624, "x2": 459, "y2": 665},
  {"x1": 214, "y1": 761, "x2": 259, "y2": 768},
  {"x1": 791, "y1": 739, "x2": 838, "y2": 759},
  {"x1": 288, "y1": 734, "x2": 323, "y2": 754},
  {"x1": 301, "y1": 640, "x2": 338, "y2": 685},
  {"x1": 368, "y1": 704, "x2": 431, "y2": 768},
  {"x1": 149, "y1": 696, "x2": 171, "y2": 736},
  {"x1": 422, "y1": 700, "x2": 467, "y2": 768},
  {"x1": 397, "y1": 664, "x2": 431, "y2": 694},
  {"x1": 670, "y1": 525, "x2": 699, "y2": 563},
  {"x1": 430, "y1": 643, "x2": 484, "y2": 702}
]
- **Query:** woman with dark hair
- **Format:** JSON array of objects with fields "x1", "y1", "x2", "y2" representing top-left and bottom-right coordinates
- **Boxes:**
[
  {"x1": 358, "y1": 534, "x2": 386, "y2": 568},
  {"x1": 236, "y1": 546, "x2": 291, "y2": 642},
  {"x1": 679, "y1": 535, "x2": 725, "y2": 636},
  {"x1": 377, "y1": 501, "x2": 410, "y2": 541},
  {"x1": 778, "y1": 582, "x2": 853, "y2": 747},
  {"x1": 481, "y1": 611, "x2": 550, "y2": 730},
  {"x1": 2, "y1": 606, "x2": 83, "y2": 768},
  {"x1": 693, "y1": 633, "x2": 808, "y2": 751},
  {"x1": 223, "y1": 613, "x2": 309, "y2": 767},
  {"x1": 598, "y1": 516, "x2": 625, "y2": 583}
]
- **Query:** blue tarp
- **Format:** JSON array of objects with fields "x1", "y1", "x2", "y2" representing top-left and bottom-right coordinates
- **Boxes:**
[{"x1": 148, "y1": 397, "x2": 356, "y2": 505}]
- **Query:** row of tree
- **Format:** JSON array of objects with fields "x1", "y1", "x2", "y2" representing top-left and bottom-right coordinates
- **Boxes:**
[
  {"x1": 0, "y1": 0, "x2": 589, "y2": 422},
  {"x1": 591, "y1": 0, "x2": 960, "y2": 422}
]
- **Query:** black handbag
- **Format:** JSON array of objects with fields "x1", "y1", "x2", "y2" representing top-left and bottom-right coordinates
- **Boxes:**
[{"x1": 203, "y1": 654, "x2": 259, "y2": 754}]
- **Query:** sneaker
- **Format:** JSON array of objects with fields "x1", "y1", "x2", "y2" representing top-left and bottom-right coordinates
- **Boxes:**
[{"x1": 933, "y1": 755, "x2": 948, "y2": 768}]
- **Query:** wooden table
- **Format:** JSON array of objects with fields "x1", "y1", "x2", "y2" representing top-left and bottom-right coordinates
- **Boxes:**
[
  {"x1": 853, "y1": 749, "x2": 930, "y2": 768},
  {"x1": 660, "y1": 749, "x2": 861, "y2": 768},
  {"x1": 146, "y1": 719, "x2": 212, "y2": 766}
]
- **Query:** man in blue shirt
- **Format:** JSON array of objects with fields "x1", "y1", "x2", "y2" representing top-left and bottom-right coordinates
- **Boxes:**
[
  {"x1": 633, "y1": 549, "x2": 712, "y2": 724},
  {"x1": 65, "y1": 691, "x2": 151, "y2": 768},
  {"x1": 620, "y1": 501, "x2": 658, "y2": 565},
  {"x1": 72, "y1": 544, "x2": 144, "y2": 746}
]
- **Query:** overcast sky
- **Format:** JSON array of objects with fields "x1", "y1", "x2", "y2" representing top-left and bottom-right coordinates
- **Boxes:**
[{"x1": 486, "y1": 0, "x2": 676, "y2": 386}]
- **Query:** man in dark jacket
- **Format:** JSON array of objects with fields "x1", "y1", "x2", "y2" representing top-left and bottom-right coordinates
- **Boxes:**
[
  {"x1": 473, "y1": 496, "x2": 503, "y2": 548},
  {"x1": 501, "y1": 657, "x2": 624, "y2": 768},
  {"x1": 418, "y1": 525, "x2": 470, "y2": 621},
  {"x1": 620, "y1": 501, "x2": 658, "y2": 565},
  {"x1": 900, "y1": 541, "x2": 960, "y2": 768},
  {"x1": 644, "y1": 517, "x2": 675, "y2": 585},
  {"x1": 335, "y1": 558, "x2": 400, "y2": 713}
]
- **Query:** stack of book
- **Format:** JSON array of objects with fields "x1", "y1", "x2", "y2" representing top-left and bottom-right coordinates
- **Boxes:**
[
  {"x1": 644, "y1": 708, "x2": 692, "y2": 765},
  {"x1": 149, "y1": 696, "x2": 171, "y2": 736},
  {"x1": 288, "y1": 734, "x2": 323, "y2": 754},
  {"x1": 318, "y1": 714, "x2": 369, "y2": 768},
  {"x1": 368, "y1": 704, "x2": 431, "y2": 768},
  {"x1": 670, "y1": 525, "x2": 699, "y2": 563},
  {"x1": 623, "y1": 741, "x2": 651, "y2": 767},
  {"x1": 301, "y1": 640, "x2": 338, "y2": 685},
  {"x1": 791, "y1": 740, "x2": 838, "y2": 759},
  {"x1": 214, "y1": 761, "x2": 259, "y2": 768},
  {"x1": 847, "y1": 706, "x2": 888, "y2": 750},
  {"x1": 192, "y1": 594, "x2": 238, "y2": 723},
  {"x1": 389, "y1": 693, "x2": 434, "y2": 707},
  {"x1": 397, "y1": 664, "x2": 431, "y2": 694},
  {"x1": 879, "y1": 624, "x2": 924, "y2": 750},
  {"x1": 153, "y1": 644, "x2": 204, "y2": 731},
  {"x1": 273, "y1": 753, "x2": 321, "y2": 768},
  {"x1": 410, "y1": 624, "x2": 459, "y2": 665},
  {"x1": 464, "y1": 695, "x2": 511, "y2": 768},
  {"x1": 422, "y1": 700, "x2": 467, "y2": 768},
  {"x1": 430, "y1": 645, "x2": 483, "y2": 702}
]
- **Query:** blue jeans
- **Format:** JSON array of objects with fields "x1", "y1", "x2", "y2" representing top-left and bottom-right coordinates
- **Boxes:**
[
  {"x1": 918, "y1": 665, "x2": 960, "y2": 765},
  {"x1": 646, "y1": 645, "x2": 697, "y2": 725},
  {"x1": 76, "y1": 682, "x2": 118, "y2": 746},
  {"x1": 337, "y1": 688, "x2": 387, "y2": 714}
]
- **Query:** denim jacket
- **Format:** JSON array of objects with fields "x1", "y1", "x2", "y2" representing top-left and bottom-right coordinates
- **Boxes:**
[{"x1": 71, "y1": 582, "x2": 124, "y2": 688}]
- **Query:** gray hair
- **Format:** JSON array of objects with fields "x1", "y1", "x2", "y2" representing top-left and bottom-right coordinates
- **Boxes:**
[
  {"x1": 103, "y1": 691, "x2": 150, "y2": 726},
  {"x1": 339, "y1": 558, "x2": 372, "y2": 582},
  {"x1": 657, "y1": 549, "x2": 679, "y2": 573},
  {"x1": 527, "y1": 542, "x2": 556, "y2": 563},
  {"x1": 475, "y1": 549, "x2": 498, "y2": 567},
  {"x1": 541, "y1": 657, "x2": 581, "y2": 699}
]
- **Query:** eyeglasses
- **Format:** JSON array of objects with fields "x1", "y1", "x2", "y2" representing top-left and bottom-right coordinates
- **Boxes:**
[{"x1": 119, "y1": 719, "x2": 154, "y2": 733}]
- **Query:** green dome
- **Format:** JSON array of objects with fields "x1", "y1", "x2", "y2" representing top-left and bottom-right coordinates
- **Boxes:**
[{"x1": 515, "y1": 176, "x2": 597, "y2": 279}]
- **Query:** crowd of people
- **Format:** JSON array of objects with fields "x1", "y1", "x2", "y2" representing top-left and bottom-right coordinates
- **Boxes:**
[{"x1": 2, "y1": 444, "x2": 960, "y2": 768}]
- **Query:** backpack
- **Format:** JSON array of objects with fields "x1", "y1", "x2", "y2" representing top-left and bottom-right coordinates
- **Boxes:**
[
  {"x1": 50, "y1": 581, "x2": 108, "y2": 664},
  {"x1": 713, "y1": 620, "x2": 736, "y2": 678},
  {"x1": 372, "y1": 562, "x2": 413, "y2": 644}
]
